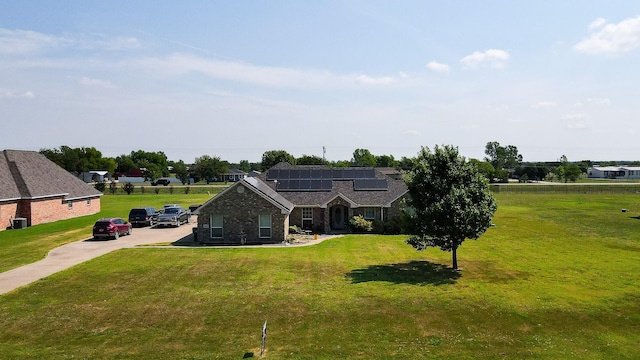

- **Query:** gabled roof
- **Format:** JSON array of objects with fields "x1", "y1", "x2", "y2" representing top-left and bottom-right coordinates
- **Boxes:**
[
  {"x1": 195, "y1": 177, "x2": 294, "y2": 215},
  {"x1": 0, "y1": 150, "x2": 103, "y2": 201},
  {"x1": 256, "y1": 162, "x2": 408, "y2": 208}
]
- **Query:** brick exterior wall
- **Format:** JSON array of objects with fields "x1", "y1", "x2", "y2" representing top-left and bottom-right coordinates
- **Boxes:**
[
  {"x1": 0, "y1": 201, "x2": 19, "y2": 230},
  {"x1": 196, "y1": 184, "x2": 290, "y2": 244},
  {"x1": 0, "y1": 196, "x2": 101, "y2": 230}
]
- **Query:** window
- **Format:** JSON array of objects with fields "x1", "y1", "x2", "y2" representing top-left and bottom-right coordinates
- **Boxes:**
[
  {"x1": 210, "y1": 214, "x2": 223, "y2": 238},
  {"x1": 363, "y1": 207, "x2": 375, "y2": 220},
  {"x1": 259, "y1": 214, "x2": 271, "y2": 238},
  {"x1": 86, "y1": 199, "x2": 91, "y2": 206},
  {"x1": 67, "y1": 200, "x2": 73, "y2": 209},
  {"x1": 302, "y1": 207, "x2": 313, "y2": 229}
]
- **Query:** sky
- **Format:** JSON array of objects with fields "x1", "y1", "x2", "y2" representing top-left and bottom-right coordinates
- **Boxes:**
[{"x1": 2, "y1": 1, "x2": 640, "y2": 164}]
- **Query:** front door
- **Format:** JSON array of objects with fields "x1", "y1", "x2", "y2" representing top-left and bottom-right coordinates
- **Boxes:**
[{"x1": 331, "y1": 205, "x2": 346, "y2": 230}]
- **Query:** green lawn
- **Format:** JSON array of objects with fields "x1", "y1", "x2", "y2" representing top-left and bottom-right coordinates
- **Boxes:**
[
  {"x1": 0, "y1": 192, "x2": 217, "y2": 273},
  {"x1": 0, "y1": 193, "x2": 639, "y2": 359}
]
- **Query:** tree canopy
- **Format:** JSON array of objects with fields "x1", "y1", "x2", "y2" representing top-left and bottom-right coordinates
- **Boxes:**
[
  {"x1": 351, "y1": 148, "x2": 377, "y2": 167},
  {"x1": 405, "y1": 145, "x2": 497, "y2": 270},
  {"x1": 261, "y1": 150, "x2": 295, "y2": 171},
  {"x1": 484, "y1": 141, "x2": 522, "y2": 170},
  {"x1": 193, "y1": 155, "x2": 229, "y2": 183}
]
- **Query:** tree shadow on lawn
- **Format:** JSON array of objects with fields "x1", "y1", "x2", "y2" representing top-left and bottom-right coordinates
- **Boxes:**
[{"x1": 346, "y1": 260, "x2": 461, "y2": 286}]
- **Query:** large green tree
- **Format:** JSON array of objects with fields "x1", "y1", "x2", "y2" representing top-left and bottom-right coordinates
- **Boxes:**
[
  {"x1": 173, "y1": 160, "x2": 190, "y2": 184},
  {"x1": 351, "y1": 148, "x2": 376, "y2": 167},
  {"x1": 297, "y1": 154, "x2": 325, "y2": 165},
  {"x1": 484, "y1": 141, "x2": 522, "y2": 171},
  {"x1": 193, "y1": 155, "x2": 229, "y2": 183},
  {"x1": 261, "y1": 150, "x2": 295, "y2": 171},
  {"x1": 405, "y1": 145, "x2": 497, "y2": 270}
]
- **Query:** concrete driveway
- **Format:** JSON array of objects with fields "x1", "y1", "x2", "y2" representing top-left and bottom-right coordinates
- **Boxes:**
[{"x1": 0, "y1": 220, "x2": 196, "y2": 295}]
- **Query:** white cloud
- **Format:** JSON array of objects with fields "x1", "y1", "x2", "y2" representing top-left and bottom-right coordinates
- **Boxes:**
[
  {"x1": 355, "y1": 74, "x2": 397, "y2": 85},
  {"x1": 426, "y1": 60, "x2": 450, "y2": 72},
  {"x1": 562, "y1": 114, "x2": 590, "y2": 129},
  {"x1": 136, "y1": 53, "x2": 398, "y2": 89},
  {"x1": 0, "y1": 28, "x2": 65, "y2": 55},
  {"x1": 532, "y1": 101, "x2": 557, "y2": 109},
  {"x1": 79, "y1": 77, "x2": 116, "y2": 88},
  {"x1": 0, "y1": 27, "x2": 139, "y2": 55},
  {"x1": 574, "y1": 15, "x2": 640, "y2": 55},
  {"x1": 589, "y1": 18, "x2": 607, "y2": 31},
  {"x1": 0, "y1": 91, "x2": 35, "y2": 99},
  {"x1": 460, "y1": 49, "x2": 510, "y2": 69},
  {"x1": 586, "y1": 97, "x2": 611, "y2": 106},
  {"x1": 402, "y1": 130, "x2": 420, "y2": 136}
]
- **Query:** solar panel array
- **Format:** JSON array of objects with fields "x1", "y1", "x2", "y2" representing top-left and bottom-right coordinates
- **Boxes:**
[
  {"x1": 353, "y1": 178, "x2": 388, "y2": 191},
  {"x1": 266, "y1": 168, "x2": 388, "y2": 192}
]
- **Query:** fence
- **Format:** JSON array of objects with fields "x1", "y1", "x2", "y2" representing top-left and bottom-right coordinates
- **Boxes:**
[{"x1": 491, "y1": 184, "x2": 640, "y2": 194}]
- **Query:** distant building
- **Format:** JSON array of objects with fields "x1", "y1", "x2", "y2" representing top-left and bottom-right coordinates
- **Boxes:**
[
  {"x1": 588, "y1": 166, "x2": 640, "y2": 179},
  {"x1": 0, "y1": 150, "x2": 102, "y2": 230}
]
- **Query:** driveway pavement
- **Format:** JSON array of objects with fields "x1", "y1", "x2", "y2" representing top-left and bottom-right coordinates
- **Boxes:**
[{"x1": 0, "y1": 221, "x2": 196, "y2": 295}]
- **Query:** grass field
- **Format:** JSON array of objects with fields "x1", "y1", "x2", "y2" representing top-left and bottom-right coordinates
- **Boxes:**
[
  {"x1": 0, "y1": 192, "x2": 639, "y2": 359},
  {"x1": 0, "y1": 192, "x2": 218, "y2": 273}
]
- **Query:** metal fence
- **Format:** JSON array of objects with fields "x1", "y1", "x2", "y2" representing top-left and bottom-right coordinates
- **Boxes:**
[{"x1": 491, "y1": 184, "x2": 640, "y2": 194}]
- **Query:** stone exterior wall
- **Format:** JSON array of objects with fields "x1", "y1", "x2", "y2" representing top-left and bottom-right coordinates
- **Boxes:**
[
  {"x1": 386, "y1": 194, "x2": 408, "y2": 220},
  {"x1": 289, "y1": 207, "x2": 325, "y2": 233},
  {"x1": 196, "y1": 184, "x2": 289, "y2": 244}
]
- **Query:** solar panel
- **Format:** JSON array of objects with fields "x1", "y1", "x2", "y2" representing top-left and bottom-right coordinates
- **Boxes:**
[
  {"x1": 266, "y1": 169, "x2": 279, "y2": 180},
  {"x1": 353, "y1": 178, "x2": 388, "y2": 191}
]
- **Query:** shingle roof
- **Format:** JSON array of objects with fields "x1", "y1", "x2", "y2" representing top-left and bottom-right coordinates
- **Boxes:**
[
  {"x1": 256, "y1": 162, "x2": 407, "y2": 208},
  {"x1": 0, "y1": 150, "x2": 103, "y2": 201}
]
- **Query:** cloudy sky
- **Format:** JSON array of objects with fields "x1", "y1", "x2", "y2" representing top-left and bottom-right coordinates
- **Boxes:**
[{"x1": 2, "y1": 1, "x2": 640, "y2": 163}]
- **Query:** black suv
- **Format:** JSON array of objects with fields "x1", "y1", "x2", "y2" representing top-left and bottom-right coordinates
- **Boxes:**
[
  {"x1": 128, "y1": 207, "x2": 159, "y2": 227},
  {"x1": 151, "y1": 179, "x2": 171, "y2": 186}
]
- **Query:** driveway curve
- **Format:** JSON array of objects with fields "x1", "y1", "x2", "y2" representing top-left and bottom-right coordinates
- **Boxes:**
[{"x1": 0, "y1": 221, "x2": 196, "y2": 295}]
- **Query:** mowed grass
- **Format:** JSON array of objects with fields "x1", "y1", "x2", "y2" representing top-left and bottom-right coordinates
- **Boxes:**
[
  {"x1": 0, "y1": 193, "x2": 639, "y2": 359},
  {"x1": 0, "y1": 193, "x2": 216, "y2": 272}
]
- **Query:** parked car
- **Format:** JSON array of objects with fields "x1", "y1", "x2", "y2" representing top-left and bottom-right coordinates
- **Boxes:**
[
  {"x1": 188, "y1": 204, "x2": 201, "y2": 212},
  {"x1": 156, "y1": 206, "x2": 191, "y2": 227},
  {"x1": 151, "y1": 178, "x2": 171, "y2": 186},
  {"x1": 128, "y1": 207, "x2": 158, "y2": 227},
  {"x1": 92, "y1": 217, "x2": 132, "y2": 240}
]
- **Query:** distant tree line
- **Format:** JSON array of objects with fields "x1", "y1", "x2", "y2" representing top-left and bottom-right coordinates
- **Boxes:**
[{"x1": 40, "y1": 142, "x2": 596, "y2": 185}]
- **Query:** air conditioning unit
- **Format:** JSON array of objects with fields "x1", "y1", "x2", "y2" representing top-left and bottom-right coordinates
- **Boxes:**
[{"x1": 13, "y1": 218, "x2": 27, "y2": 229}]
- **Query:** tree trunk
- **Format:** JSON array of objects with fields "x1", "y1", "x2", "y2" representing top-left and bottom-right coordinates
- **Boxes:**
[{"x1": 452, "y1": 244, "x2": 458, "y2": 270}]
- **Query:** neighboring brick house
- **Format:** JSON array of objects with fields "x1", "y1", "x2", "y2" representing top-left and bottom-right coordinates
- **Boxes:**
[
  {"x1": 0, "y1": 150, "x2": 102, "y2": 230},
  {"x1": 194, "y1": 163, "x2": 408, "y2": 245}
]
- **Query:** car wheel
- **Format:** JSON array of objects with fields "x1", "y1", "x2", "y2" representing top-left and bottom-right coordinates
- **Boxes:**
[
  {"x1": 127, "y1": 227, "x2": 132, "y2": 236},
  {"x1": 114, "y1": 231, "x2": 119, "y2": 240}
]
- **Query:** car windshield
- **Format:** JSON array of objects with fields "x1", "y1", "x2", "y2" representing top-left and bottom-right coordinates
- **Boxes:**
[{"x1": 164, "y1": 208, "x2": 178, "y2": 214}]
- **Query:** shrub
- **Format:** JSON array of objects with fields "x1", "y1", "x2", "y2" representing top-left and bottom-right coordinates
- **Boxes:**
[
  {"x1": 94, "y1": 182, "x2": 106, "y2": 192},
  {"x1": 109, "y1": 182, "x2": 117, "y2": 195},
  {"x1": 154, "y1": 188, "x2": 160, "y2": 195},
  {"x1": 383, "y1": 216, "x2": 407, "y2": 235},
  {"x1": 184, "y1": 186, "x2": 190, "y2": 194},
  {"x1": 121, "y1": 182, "x2": 135, "y2": 195},
  {"x1": 169, "y1": 186, "x2": 174, "y2": 194},
  {"x1": 140, "y1": 186, "x2": 145, "y2": 194},
  {"x1": 349, "y1": 215, "x2": 372, "y2": 233},
  {"x1": 371, "y1": 219, "x2": 384, "y2": 234}
]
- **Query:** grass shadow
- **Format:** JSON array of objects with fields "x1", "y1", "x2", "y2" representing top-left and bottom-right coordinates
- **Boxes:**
[{"x1": 346, "y1": 260, "x2": 461, "y2": 286}]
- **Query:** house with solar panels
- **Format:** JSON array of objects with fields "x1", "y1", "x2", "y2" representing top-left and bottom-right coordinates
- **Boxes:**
[{"x1": 193, "y1": 162, "x2": 408, "y2": 245}]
